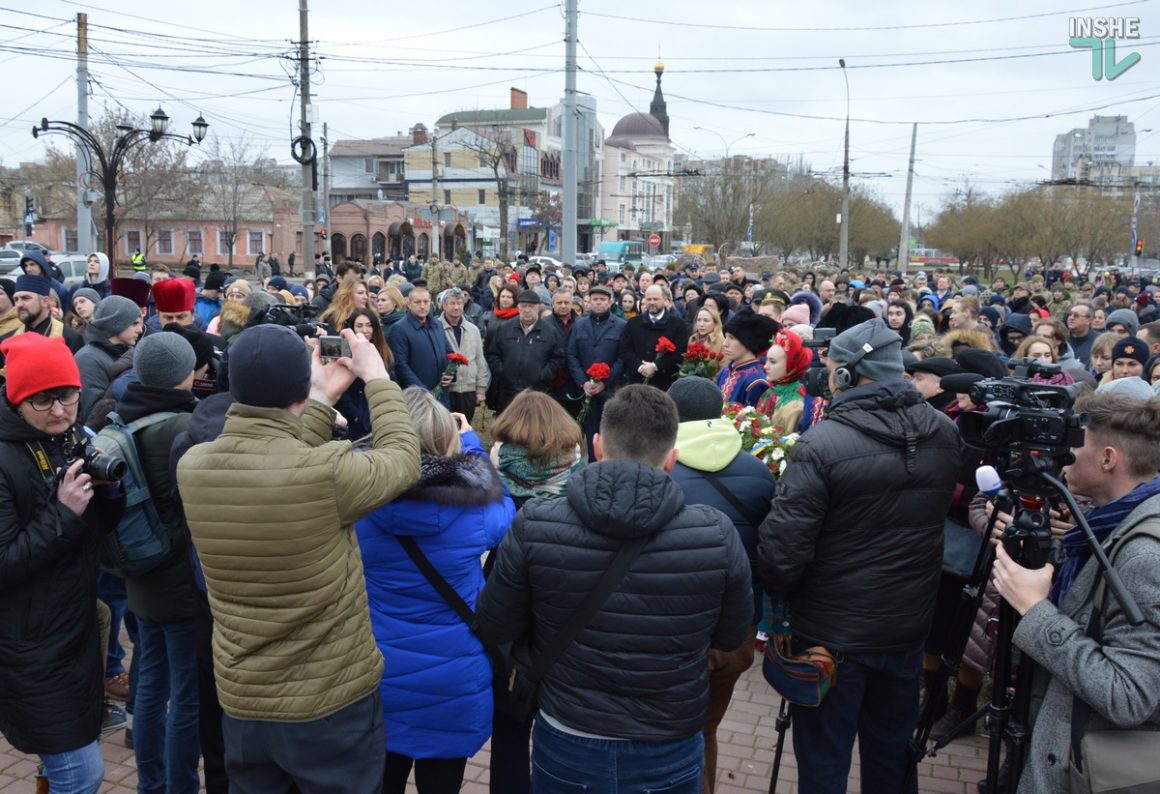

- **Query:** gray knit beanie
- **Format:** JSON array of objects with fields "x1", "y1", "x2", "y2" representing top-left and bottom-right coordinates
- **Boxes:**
[
  {"x1": 86, "y1": 295, "x2": 141, "y2": 340},
  {"x1": 1104, "y1": 308, "x2": 1139, "y2": 335},
  {"x1": 827, "y1": 318, "x2": 904, "y2": 385},
  {"x1": 134, "y1": 332, "x2": 196, "y2": 389},
  {"x1": 1096, "y1": 375, "x2": 1153, "y2": 401},
  {"x1": 668, "y1": 376, "x2": 725, "y2": 422},
  {"x1": 72, "y1": 287, "x2": 101, "y2": 307}
]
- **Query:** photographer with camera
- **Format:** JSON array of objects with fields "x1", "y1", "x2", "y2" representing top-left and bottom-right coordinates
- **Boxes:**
[
  {"x1": 0, "y1": 333, "x2": 125, "y2": 793},
  {"x1": 991, "y1": 391, "x2": 1160, "y2": 794}
]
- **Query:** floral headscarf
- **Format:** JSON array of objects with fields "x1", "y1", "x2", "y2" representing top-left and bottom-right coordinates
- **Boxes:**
[{"x1": 772, "y1": 329, "x2": 811, "y2": 383}]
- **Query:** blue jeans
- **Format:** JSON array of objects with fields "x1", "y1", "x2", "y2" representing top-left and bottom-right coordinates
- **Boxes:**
[
  {"x1": 40, "y1": 740, "x2": 104, "y2": 794},
  {"x1": 790, "y1": 647, "x2": 923, "y2": 794},
  {"x1": 532, "y1": 716, "x2": 703, "y2": 794},
  {"x1": 134, "y1": 618, "x2": 201, "y2": 794}
]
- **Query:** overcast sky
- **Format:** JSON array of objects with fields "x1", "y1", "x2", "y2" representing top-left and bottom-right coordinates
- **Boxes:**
[{"x1": 3, "y1": 0, "x2": 1159, "y2": 224}]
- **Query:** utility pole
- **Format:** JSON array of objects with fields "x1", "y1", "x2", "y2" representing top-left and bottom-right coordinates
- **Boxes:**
[
  {"x1": 321, "y1": 121, "x2": 330, "y2": 228},
  {"x1": 838, "y1": 58, "x2": 850, "y2": 270},
  {"x1": 298, "y1": 0, "x2": 316, "y2": 262},
  {"x1": 897, "y1": 123, "x2": 917, "y2": 273},
  {"x1": 431, "y1": 132, "x2": 440, "y2": 260},
  {"x1": 561, "y1": 0, "x2": 578, "y2": 263},
  {"x1": 75, "y1": 13, "x2": 92, "y2": 255}
]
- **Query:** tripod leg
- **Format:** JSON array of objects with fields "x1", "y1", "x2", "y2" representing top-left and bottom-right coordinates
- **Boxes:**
[
  {"x1": 769, "y1": 700, "x2": 790, "y2": 794},
  {"x1": 983, "y1": 600, "x2": 1018, "y2": 794}
]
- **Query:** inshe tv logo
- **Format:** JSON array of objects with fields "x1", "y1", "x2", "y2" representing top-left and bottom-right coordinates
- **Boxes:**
[{"x1": 1069, "y1": 17, "x2": 1142, "y2": 81}]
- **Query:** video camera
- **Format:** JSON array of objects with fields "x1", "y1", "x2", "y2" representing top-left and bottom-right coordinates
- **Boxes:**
[
  {"x1": 958, "y1": 358, "x2": 1086, "y2": 569},
  {"x1": 257, "y1": 302, "x2": 322, "y2": 338},
  {"x1": 802, "y1": 327, "x2": 836, "y2": 398}
]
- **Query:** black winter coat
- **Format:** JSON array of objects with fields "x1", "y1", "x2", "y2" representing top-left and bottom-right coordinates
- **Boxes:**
[
  {"x1": 0, "y1": 388, "x2": 123, "y2": 754},
  {"x1": 757, "y1": 379, "x2": 960, "y2": 654},
  {"x1": 617, "y1": 311, "x2": 688, "y2": 391},
  {"x1": 485, "y1": 317, "x2": 565, "y2": 412},
  {"x1": 117, "y1": 383, "x2": 197, "y2": 623},
  {"x1": 475, "y1": 460, "x2": 753, "y2": 741}
]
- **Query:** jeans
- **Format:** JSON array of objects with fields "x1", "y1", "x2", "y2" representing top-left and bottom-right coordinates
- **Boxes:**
[
  {"x1": 790, "y1": 647, "x2": 923, "y2": 794},
  {"x1": 134, "y1": 618, "x2": 201, "y2": 794},
  {"x1": 532, "y1": 716, "x2": 703, "y2": 794},
  {"x1": 40, "y1": 740, "x2": 104, "y2": 794},
  {"x1": 97, "y1": 572, "x2": 133, "y2": 676}
]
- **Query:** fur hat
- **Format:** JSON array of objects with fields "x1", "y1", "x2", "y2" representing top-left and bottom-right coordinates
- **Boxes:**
[
  {"x1": 722, "y1": 309, "x2": 780, "y2": 357},
  {"x1": 153, "y1": 278, "x2": 196, "y2": 314},
  {"x1": 110, "y1": 277, "x2": 151, "y2": 308}
]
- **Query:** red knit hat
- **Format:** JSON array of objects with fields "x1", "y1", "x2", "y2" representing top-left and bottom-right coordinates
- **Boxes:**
[
  {"x1": 1, "y1": 334, "x2": 81, "y2": 405},
  {"x1": 153, "y1": 277, "x2": 196, "y2": 313}
]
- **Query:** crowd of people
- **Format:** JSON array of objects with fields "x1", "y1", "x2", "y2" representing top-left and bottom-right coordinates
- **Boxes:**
[{"x1": 1, "y1": 246, "x2": 1159, "y2": 794}]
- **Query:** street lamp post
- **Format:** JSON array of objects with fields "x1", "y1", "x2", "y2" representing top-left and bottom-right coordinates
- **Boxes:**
[
  {"x1": 32, "y1": 106, "x2": 208, "y2": 267},
  {"x1": 838, "y1": 59, "x2": 851, "y2": 270}
]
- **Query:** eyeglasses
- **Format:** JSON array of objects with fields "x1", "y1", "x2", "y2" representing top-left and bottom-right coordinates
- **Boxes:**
[
  {"x1": 27, "y1": 389, "x2": 81, "y2": 411},
  {"x1": 1068, "y1": 311, "x2": 1091, "y2": 318}
]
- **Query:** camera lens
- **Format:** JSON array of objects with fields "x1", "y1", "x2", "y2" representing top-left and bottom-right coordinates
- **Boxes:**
[{"x1": 86, "y1": 452, "x2": 126, "y2": 481}]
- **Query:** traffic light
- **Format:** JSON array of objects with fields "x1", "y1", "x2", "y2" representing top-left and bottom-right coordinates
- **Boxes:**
[
  {"x1": 1136, "y1": 238, "x2": 1144, "y2": 256},
  {"x1": 320, "y1": 229, "x2": 328, "y2": 240},
  {"x1": 25, "y1": 196, "x2": 34, "y2": 213}
]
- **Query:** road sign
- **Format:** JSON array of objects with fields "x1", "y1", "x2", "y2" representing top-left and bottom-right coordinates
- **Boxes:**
[{"x1": 648, "y1": 233, "x2": 661, "y2": 248}]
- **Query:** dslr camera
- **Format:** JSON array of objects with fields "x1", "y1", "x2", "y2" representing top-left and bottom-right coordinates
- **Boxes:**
[
  {"x1": 803, "y1": 327, "x2": 837, "y2": 398},
  {"x1": 63, "y1": 438, "x2": 126, "y2": 482}
]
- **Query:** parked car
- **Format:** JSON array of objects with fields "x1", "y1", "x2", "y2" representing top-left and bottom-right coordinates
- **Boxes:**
[
  {"x1": 527, "y1": 255, "x2": 564, "y2": 270},
  {"x1": 0, "y1": 249, "x2": 22, "y2": 277},
  {"x1": 49, "y1": 254, "x2": 91, "y2": 287},
  {"x1": 4, "y1": 240, "x2": 54, "y2": 256}
]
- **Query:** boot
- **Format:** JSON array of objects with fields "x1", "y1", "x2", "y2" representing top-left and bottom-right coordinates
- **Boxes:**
[
  {"x1": 35, "y1": 766, "x2": 48, "y2": 794},
  {"x1": 931, "y1": 681, "x2": 982, "y2": 741}
]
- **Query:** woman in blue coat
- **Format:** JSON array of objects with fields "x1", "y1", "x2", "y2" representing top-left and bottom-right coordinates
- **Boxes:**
[{"x1": 357, "y1": 386, "x2": 516, "y2": 794}]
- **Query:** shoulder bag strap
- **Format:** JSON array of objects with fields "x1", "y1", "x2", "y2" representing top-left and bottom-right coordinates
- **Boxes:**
[
  {"x1": 524, "y1": 533, "x2": 649, "y2": 686},
  {"x1": 1069, "y1": 519, "x2": 1160, "y2": 769},
  {"x1": 700, "y1": 468, "x2": 767, "y2": 530},
  {"x1": 397, "y1": 536, "x2": 511, "y2": 681}
]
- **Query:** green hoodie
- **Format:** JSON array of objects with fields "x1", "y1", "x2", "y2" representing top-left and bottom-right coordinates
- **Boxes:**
[{"x1": 675, "y1": 419, "x2": 742, "y2": 473}]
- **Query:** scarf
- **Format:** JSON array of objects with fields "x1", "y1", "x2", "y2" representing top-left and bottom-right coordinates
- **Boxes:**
[
  {"x1": 493, "y1": 306, "x2": 519, "y2": 320},
  {"x1": 497, "y1": 443, "x2": 583, "y2": 499},
  {"x1": 1051, "y1": 475, "x2": 1160, "y2": 604},
  {"x1": 757, "y1": 380, "x2": 805, "y2": 420}
]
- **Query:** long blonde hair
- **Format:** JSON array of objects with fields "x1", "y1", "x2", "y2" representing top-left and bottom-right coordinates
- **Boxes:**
[
  {"x1": 320, "y1": 281, "x2": 374, "y2": 329},
  {"x1": 401, "y1": 386, "x2": 461, "y2": 457},
  {"x1": 689, "y1": 304, "x2": 725, "y2": 356}
]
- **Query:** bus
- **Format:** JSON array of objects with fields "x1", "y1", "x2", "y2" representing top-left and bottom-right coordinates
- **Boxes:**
[{"x1": 597, "y1": 240, "x2": 644, "y2": 272}]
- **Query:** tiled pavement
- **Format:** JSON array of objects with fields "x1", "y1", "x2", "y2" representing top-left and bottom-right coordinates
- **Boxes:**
[{"x1": 1, "y1": 653, "x2": 991, "y2": 794}]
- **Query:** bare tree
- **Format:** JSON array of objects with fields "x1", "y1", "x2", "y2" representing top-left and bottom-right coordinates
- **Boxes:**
[
  {"x1": 196, "y1": 135, "x2": 270, "y2": 268},
  {"x1": 677, "y1": 163, "x2": 772, "y2": 252},
  {"x1": 457, "y1": 129, "x2": 516, "y2": 260}
]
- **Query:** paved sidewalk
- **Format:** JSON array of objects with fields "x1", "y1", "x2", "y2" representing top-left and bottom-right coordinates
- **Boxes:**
[{"x1": 0, "y1": 652, "x2": 990, "y2": 793}]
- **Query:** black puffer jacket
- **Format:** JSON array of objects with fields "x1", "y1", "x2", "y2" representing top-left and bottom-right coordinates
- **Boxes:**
[
  {"x1": 475, "y1": 460, "x2": 752, "y2": 741},
  {"x1": 0, "y1": 388, "x2": 122, "y2": 754},
  {"x1": 757, "y1": 379, "x2": 960, "y2": 654}
]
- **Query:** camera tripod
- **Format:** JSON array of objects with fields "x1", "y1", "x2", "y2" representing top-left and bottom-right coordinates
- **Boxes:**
[{"x1": 902, "y1": 470, "x2": 1143, "y2": 794}]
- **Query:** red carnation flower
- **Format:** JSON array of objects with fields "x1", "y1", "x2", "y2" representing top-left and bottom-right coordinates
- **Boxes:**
[{"x1": 586, "y1": 362, "x2": 612, "y2": 381}]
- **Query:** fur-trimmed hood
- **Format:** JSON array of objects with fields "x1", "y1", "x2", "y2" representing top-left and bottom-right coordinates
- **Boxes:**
[{"x1": 404, "y1": 451, "x2": 506, "y2": 506}]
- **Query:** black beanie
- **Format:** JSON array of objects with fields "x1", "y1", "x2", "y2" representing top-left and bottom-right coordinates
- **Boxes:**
[
  {"x1": 668, "y1": 376, "x2": 724, "y2": 422},
  {"x1": 227, "y1": 325, "x2": 311, "y2": 408}
]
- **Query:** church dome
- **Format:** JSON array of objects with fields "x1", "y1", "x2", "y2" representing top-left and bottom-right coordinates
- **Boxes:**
[{"x1": 609, "y1": 112, "x2": 667, "y2": 140}]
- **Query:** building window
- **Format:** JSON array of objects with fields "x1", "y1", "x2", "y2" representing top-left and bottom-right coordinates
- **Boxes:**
[
  {"x1": 479, "y1": 150, "x2": 488, "y2": 167},
  {"x1": 444, "y1": 189, "x2": 452, "y2": 205},
  {"x1": 125, "y1": 230, "x2": 143, "y2": 254},
  {"x1": 295, "y1": 231, "x2": 303, "y2": 255},
  {"x1": 156, "y1": 230, "x2": 174, "y2": 255},
  {"x1": 444, "y1": 152, "x2": 452, "y2": 168},
  {"x1": 618, "y1": 205, "x2": 626, "y2": 224},
  {"x1": 619, "y1": 176, "x2": 626, "y2": 192},
  {"x1": 186, "y1": 230, "x2": 203, "y2": 255},
  {"x1": 217, "y1": 229, "x2": 233, "y2": 256},
  {"x1": 364, "y1": 158, "x2": 374, "y2": 173},
  {"x1": 620, "y1": 152, "x2": 626, "y2": 163},
  {"x1": 64, "y1": 228, "x2": 78, "y2": 253},
  {"x1": 478, "y1": 189, "x2": 486, "y2": 205},
  {"x1": 248, "y1": 230, "x2": 264, "y2": 255}
]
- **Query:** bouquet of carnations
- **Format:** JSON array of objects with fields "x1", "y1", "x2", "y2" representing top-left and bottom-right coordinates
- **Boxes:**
[
  {"x1": 434, "y1": 352, "x2": 470, "y2": 399},
  {"x1": 721, "y1": 403, "x2": 800, "y2": 476},
  {"x1": 678, "y1": 341, "x2": 724, "y2": 379},
  {"x1": 644, "y1": 336, "x2": 678, "y2": 384},
  {"x1": 577, "y1": 362, "x2": 611, "y2": 424}
]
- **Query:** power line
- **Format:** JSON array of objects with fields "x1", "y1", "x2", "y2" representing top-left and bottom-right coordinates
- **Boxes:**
[{"x1": 582, "y1": 0, "x2": 1150, "y2": 33}]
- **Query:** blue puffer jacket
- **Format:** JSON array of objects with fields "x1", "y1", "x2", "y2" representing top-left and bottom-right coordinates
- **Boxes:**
[{"x1": 356, "y1": 431, "x2": 515, "y2": 759}]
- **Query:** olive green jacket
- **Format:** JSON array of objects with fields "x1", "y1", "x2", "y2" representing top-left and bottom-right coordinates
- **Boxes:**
[{"x1": 177, "y1": 379, "x2": 419, "y2": 721}]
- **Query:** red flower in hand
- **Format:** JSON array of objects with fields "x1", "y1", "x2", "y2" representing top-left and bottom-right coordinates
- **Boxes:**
[
  {"x1": 656, "y1": 336, "x2": 677, "y2": 354},
  {"x1": 447, "y1": 353, "x2": 469, "y2": 366},
  {"x1": 586, "y1": 362, "x2": 612, "y2": 381}
]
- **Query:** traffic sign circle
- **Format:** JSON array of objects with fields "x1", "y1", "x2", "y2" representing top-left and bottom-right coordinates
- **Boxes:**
[{"x1": 648, "y1": 233, "x2": 661, "y2": 247}]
